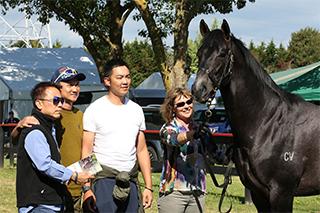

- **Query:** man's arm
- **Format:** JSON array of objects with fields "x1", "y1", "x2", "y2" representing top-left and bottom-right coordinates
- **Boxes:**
[
  {"x1": 25, "y1": 130, "x2": 92, "y2": 184},
  {"x1": 136, "y1": 131, "x2": 153, "y2": 209},
  {"x1": 82, "y1": 130, "x2": 95, "y2": 159},
  {"x1": 11, "y1": 116, "x2": 39, "y2": 139},
  {"x1": 82, "y1": 130, "x2": 96, "y2": 205}
]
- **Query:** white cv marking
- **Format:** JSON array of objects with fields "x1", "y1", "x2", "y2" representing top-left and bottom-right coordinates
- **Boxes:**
[{"x1": 284, "y1": 152, "x2": 294, "y2": 161}]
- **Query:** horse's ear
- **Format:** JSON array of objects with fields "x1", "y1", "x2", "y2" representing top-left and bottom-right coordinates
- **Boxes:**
[
  {"x1": 221, "y1": 19, "x2": 231, "y2": 40},
  {"x1": 200, "y1": 19, "x2": 210, "y2": 37}
]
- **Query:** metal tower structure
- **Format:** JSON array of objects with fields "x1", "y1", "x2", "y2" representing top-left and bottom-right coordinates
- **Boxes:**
[{"x1": 0, "y1": 12, "x2": 52, "y2": 48}]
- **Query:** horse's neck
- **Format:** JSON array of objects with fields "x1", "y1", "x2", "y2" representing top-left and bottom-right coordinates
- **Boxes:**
[{"x1": 220, "y1": 59, "x2": 282, "y2": 139}]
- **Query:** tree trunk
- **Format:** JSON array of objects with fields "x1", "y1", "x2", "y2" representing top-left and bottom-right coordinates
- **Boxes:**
[
  {"x1": 133, "y1": 0, "x2": 172, "y2": 91},
  {"x1": 172, "y1": 0, "x2": 192, "y2": 88}
]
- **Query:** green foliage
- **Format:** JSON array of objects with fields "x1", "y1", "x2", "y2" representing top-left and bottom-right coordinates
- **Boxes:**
[
  {"x1": 195, "y1": 26, "x2": 320, "y2": 74},
  {"x1": 1, "y1": 160, "x2": 319, "y2": 213},
  {"x1": 188, "y1": 18, "x2": 220, "y2": 73},
  {"x1": 0, "y1": 0, "x2": 256, "y2": 87},
  {"x1": 123, "y1": 40, "x2": 159, "y2": 87},
  {"x1": 9, "y1": 39, "x2": 43, "y2": 48},
  {"x1": 288, "y1": 27, "x2": 320, "y2": 68},
  {"x1": 249, "y1": 40, "x2": 291, "y2": 73},
  {"x1": 52, "y1": 39, "x2": 63, "y2": 48}
]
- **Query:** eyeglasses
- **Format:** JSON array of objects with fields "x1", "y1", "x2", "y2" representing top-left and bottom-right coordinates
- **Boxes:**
[
  {"x1": 39, "y1": 96, "x2": 65, "y2": 106},
  {"x1": 175, "y1": 98, "x2": 193, "y2": 108},
  {"x1": 53, "y1": 68, "x2": 78, "y2": 83}
]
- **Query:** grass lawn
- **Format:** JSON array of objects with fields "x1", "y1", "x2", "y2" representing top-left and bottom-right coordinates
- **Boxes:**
[{"x1": 1, "y1": 159, "x2": 319, "y2": 213}]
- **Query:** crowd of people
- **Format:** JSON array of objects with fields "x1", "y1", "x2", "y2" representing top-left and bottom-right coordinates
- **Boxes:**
[{"x1": 10, "y1": 58, "x2": 211, "y2": 213}]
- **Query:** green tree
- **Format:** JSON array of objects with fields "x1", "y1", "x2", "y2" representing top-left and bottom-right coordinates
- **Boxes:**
[
  {"x1": 9, "y1": 39, "x2": 43, "y2": 48},
  {"x1": 0, "y1": 0, "x2": 255, "y2": 89},
  {"x1": 255, "y1": 42, "x2": 266, "y2": 65},
  {"x1": 276, "y1": 43, "x2": 291, "y2": 71},
  {"x1": 264, "y1": 40, "x2": 277, "y2": 73},
  {"x1": 135, "y1": 0, "x2": 255, "y2": 89},
  {"x1": 248, "y1": 40, "x2": 259, "y2": 60},
  {"x1": 52, "y1": 39, "x2": 63, "y2": 48},
  {"x1": 288, "y1": 27, "x2": 320, "y2": 67},
  {"x1": 123, "y1": 39, "x2": 159, "y2": 87},
  {"x1": 188, "y1": 18, "x2": 220, "y2": 74}
]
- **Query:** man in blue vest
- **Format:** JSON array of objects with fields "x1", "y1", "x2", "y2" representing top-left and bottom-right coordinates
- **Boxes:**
[{"x1": 16, "y1": 82, "x2": 92, "y2": 213}]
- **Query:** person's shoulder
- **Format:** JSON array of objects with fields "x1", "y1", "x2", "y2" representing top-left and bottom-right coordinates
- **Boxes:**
[
  {"x1": 21, "y1": 124, "x2": 44, "y2": 136},
  {"x1": 126, "y1": 98, "x2": 142, "y2": 109},
  {"x1": 85, "y1": 96, "x2": 105, "y2": 109}
]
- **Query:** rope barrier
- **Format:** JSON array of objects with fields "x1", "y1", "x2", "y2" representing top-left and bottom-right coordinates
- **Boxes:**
[
  {"x1": 0, "y1": 123, "x2": 18, "y2": 127},
  {"x1": 144, "y1": 129, "x2": 233, "y2": 138}
]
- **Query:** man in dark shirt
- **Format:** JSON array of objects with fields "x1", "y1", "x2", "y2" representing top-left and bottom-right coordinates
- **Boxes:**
[{"x1": 3, "y1": 111, "x2": 19, "y2": 137}]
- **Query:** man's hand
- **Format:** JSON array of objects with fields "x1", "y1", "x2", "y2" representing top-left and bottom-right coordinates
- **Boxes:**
[
  {"x1": 82, "y1": 190, "x2": 97, "y2": 212},
  {"x1": 17, "y1": 116, "x2": 39, "y2": 129},
  {"x1": 142, "y1": 188, "x2": 153, "y2": 209},
  {"x1": 11, "y1": 116, "x2": 39, "y2": 139},
  {"x1": 70, "y1": 171, "x2": 94, "y2": 184}
]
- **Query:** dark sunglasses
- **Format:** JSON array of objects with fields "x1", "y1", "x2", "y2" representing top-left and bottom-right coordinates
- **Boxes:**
[
  {"x1": 39, "y1": 96, "x2": 65, "y2": 106},
  {"x1": 175, "y1": 98, "x2": 193, "y2": 108}
]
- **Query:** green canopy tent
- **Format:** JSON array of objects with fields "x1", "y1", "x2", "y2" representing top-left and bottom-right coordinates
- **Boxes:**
[{"x1": 270, "y1": 61, "x2": 320, "y2": 103}]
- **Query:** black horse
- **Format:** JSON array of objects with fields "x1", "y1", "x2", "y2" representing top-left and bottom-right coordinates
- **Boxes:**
[{"x1": 192, "y1": 19, "x2": 320, "y2": 212}]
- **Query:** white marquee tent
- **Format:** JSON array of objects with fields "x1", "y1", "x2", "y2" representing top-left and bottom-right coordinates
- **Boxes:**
[{"x1": 0, "y1": 48, "x2": 106, "y2": 121}]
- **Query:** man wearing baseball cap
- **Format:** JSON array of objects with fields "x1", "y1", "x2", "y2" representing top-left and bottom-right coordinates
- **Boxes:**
[
  {"x1": 12, "y1": 66, "x2": 87, "y2": 213},
  {"x1": 51, "y1": 66, "x2": 86, "y2": 83}
]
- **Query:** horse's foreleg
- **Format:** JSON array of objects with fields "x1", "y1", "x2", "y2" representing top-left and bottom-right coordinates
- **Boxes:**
[
  {"x1": 269, "y1": 187, "x2": 294, "y2": 212},
  {"x1": 250, "y1": 191, "x2": 271, "y2": 213}
]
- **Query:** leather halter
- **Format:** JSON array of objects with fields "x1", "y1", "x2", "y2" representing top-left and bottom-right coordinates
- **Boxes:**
[
  {"x1": 207, "y1": 48, "x2": 234, "y2": 97},
  {"x1": 204, "y1": 48, "x2": 234, "y2": 111}
]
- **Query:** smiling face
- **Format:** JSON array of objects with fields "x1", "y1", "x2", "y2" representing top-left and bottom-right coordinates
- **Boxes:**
[
  {"x1": 173, "y1": 94, "x2": 193, "y2": 123},
  {"x1": 59, "y1": 79, "x2": 80, "y2": 104}
]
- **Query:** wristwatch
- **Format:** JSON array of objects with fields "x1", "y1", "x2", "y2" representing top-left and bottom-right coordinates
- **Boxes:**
[{"x1": 82, "y1": 185, "x2": 91, "y2": 193}]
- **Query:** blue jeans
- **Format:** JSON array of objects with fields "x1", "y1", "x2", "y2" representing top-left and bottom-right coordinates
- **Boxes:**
[{"x1": 93, "y1": 178, "x2": 139, "y2": 213}]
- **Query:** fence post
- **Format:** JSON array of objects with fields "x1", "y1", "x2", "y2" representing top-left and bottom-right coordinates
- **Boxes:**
[
  {"x1": 0, "y1": 127, "x2": 4, "y2": 168},
  {"x1": 9, "y1": 136, "x2": 14, "y2": 167}
]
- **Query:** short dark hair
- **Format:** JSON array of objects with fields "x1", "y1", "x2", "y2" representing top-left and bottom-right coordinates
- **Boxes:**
[
  {"x1": 103, "y1": 58, "x2": 129, "y2": 78},
  {"x1": 31, "y1": 82, "x2": 61, "y2": 108}
]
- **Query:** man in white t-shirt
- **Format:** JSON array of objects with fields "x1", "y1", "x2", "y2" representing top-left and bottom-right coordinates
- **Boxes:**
[{"x1": 82, "y1": 59, "x2": 153, "y2": 212}]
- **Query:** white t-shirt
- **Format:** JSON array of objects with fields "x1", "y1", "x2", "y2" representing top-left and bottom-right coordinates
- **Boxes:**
[{"x1": 83, "y1": 95, "x2": 146, "y2": 172}]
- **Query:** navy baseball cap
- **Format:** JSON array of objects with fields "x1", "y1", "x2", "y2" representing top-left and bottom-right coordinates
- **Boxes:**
[{"x1": 51, "y1": 66, "x2": 86, "y2": 83}]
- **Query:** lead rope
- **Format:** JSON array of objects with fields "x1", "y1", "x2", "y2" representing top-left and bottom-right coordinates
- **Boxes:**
[{"x1": 201, "y1": 97, "x2": 233, "y2": 213}]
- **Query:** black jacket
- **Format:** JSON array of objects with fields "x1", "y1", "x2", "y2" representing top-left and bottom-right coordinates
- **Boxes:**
[{"x1": 16, "y1": 109, "x2": 67, "y2": 207}]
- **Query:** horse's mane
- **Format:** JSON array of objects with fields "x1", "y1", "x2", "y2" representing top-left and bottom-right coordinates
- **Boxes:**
[{"x1": 230, "y1": 35, "x2": 292, "y2": 100}]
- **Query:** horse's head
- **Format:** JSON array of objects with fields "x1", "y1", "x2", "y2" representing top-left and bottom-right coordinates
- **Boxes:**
[{"x1": 192, "y1": 19, "x2": 233, "y2": 103}]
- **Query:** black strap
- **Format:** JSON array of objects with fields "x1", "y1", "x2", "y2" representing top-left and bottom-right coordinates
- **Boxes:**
[
  {"x1": 191, "y1": 189, "x2": 203, "y2": 213},
  {"x1": 218, "y1": 160, "x2": 233, "y2": 213},
  {"x1": 200, "y1": 134, "x2": 233, "y2": 213}
]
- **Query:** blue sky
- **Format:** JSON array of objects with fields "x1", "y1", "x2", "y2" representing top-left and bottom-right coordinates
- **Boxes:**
[{"x1": 1, "y1": 0, "x2": 319, "y2": 48}]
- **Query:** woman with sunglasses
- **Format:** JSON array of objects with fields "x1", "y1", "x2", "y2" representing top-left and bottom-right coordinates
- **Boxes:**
[{"x1": 158, "y1": 87, "x2": 207, "y2": 213}]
